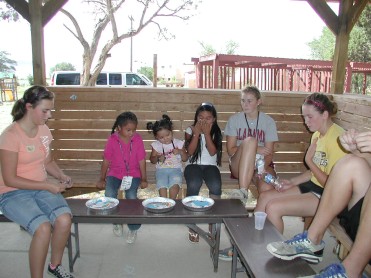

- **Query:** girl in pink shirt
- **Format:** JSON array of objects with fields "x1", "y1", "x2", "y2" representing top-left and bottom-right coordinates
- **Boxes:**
[{"x1": 96, "y1": 112, "x2": 147, "y2": 243}]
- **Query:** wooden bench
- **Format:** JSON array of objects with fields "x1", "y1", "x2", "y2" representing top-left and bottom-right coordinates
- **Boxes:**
[
  {"x1": 223, "y1": 217, "x2": 315, "y2": 277},
  {"x1": 47, "y1": 87, "x2": 313, "y2": 198}
]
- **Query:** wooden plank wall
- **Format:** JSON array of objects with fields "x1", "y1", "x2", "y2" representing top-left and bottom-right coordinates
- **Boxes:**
[
  {"x1": 47, "y1": 87, "x2": 314, "y2": 188},
  {"x1": 332, "y1": 93, "x2": 371, "y2": 132}
]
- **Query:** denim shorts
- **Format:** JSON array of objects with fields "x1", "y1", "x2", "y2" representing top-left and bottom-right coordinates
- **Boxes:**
[
  {"x1": 156, "y1": 168, "x2": 183, "y2": 190},
  {"x1": 0, "y1": 190, "x2": 71, "y2": 235}
]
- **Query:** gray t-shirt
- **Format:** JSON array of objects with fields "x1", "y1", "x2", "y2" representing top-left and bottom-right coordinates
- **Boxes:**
[{"x1": 224, "y1": 112, "x2": 278, "y2": 147}]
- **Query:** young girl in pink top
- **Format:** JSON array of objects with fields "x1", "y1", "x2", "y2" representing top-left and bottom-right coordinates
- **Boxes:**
[
  {"x1": 96, "y1": 112, "x2": 147, "y2": 244},
  {"x1": 0, "y1": 86, "x2": 74, "y2": 278}
]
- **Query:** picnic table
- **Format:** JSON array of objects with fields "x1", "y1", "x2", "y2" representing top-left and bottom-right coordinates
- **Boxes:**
[{"x1": 66, "y1": 198, "x2": 248, "y2": 273}]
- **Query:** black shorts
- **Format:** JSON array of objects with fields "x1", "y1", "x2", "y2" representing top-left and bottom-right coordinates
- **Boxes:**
[
  {"x1": 298, "y1": 180, "x2": 324, "y2": 197},
  {"x1": 338, "y1": 197, "x2": 364, "y2": 241}
]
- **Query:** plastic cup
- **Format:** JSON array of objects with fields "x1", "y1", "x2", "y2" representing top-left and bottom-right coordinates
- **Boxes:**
[{"x1": 254, "y1": 211, "x2": 267, "y2": 230}]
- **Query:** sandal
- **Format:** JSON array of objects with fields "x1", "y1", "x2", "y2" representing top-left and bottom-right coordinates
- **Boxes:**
[{"x1": 188, "y1": 229, "x2": 199, "y2": 243}]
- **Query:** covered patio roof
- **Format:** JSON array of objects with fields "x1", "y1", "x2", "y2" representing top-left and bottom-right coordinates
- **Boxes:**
[{"x1": 4, "y1": 0, "x2": 370, "y2": 93}]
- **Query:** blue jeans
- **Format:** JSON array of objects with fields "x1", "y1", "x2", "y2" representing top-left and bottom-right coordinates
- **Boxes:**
[
  {"x1": 105, "y1": 176, "x2": 141, "y2": 231},
  {"x1": 184, "y1": 164, "x2": 222, "y2": 197},
  {"x1": 0, "y1": 190, "x2": 71, "y2": 235}
]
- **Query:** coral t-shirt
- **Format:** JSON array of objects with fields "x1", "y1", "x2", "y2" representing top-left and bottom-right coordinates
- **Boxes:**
[{"x1": 0, "y1": 122, "x2": 52, "y2": 194}]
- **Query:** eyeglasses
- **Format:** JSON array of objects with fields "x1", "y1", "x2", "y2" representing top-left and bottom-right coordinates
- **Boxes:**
[{"x1": 201, "y1": 102, "x2": 214, "y2": 107}]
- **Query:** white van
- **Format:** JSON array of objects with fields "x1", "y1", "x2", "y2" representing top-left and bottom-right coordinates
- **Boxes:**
[{"x1": 50, "y1": 71, "x2": 153, "y2": 87}]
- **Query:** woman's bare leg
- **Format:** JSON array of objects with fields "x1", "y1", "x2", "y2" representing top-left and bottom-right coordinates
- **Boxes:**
[
  {"x1": 343, "y1": 185, "x2": 371, "y2": 277},
  {"x1": 230, "y1": 137, "x2": 257, "y2": 190},
  {"x1": 50, "y1": 214, "x2": 72, "y2": 267},
  {"x1": 265, "y1": 193, "x2": 320, "y2": 233},
  {"x1": 307, "y1": 154, "x2": 371, "y2": 244},
  {"x1": 30, "y1": 222, "x2": 52, "y2": 278}
]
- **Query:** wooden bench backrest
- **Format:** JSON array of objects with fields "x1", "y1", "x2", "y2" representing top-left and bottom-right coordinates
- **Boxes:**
[
  {"x1": 47, "y1": 87, "x2": 312, "y2": 188},
  {"x1": 47, "y1": 87, "x2": 371, "y2": 188}
]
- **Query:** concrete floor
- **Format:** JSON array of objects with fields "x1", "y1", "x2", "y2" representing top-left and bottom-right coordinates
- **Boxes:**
[{"x1": 0, "y1": 216, "x2": 341, "y2": 278}]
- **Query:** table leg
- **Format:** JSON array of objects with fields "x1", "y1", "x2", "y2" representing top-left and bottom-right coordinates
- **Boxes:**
[
  {"x1": 67, "y1": 223, "x2": 80, "y2": 273},
  {"x1": 231, "y1": 244, "x2": 237, "y2": 278},
  {"x1": 186, "y1": 223, "x2": 221, "y2": 272}
]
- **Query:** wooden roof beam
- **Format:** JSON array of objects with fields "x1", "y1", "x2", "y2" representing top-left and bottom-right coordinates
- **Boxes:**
[
  {"x1": 306, "y1": 0, "x2": 339, "y2": 34},
  {"x1": 42, "y1": 0, "x2": 69, "y2": 26},
  {"x1": 4, "y1": 0, "x2": 30, "y2": 22}
]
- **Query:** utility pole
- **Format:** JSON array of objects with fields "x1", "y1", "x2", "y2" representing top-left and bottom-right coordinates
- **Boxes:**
[{"x1": 129, "y1": 15, "x2": 134, "y2": 72}]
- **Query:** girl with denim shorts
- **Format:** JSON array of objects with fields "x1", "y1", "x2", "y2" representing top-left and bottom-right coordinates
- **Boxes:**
[
  {"x1": 147, "y1": 115, "x2": 188, "y2": 199},
  {"x1": 96, "y1": 112, "x2": 148, "y2": 244},
  {"x1": 0, "y1": 86, "x2": 74, "y2": 278}
]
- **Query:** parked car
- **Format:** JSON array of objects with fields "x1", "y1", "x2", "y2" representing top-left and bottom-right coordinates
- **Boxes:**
[{"x1": 50, "y1": 71, "x2": 153, "y2": 87}]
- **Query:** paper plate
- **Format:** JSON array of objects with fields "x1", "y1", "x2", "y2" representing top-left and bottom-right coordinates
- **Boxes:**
[
  {"x1": 182, "y1": 196, "x2": 214, "y2": 212},
  {"x1": 85, "y1": 197, "x2": 119, "y2": 211},
  {"x1": 142, "y1": 197, "x2": 176, "y2": 213}
]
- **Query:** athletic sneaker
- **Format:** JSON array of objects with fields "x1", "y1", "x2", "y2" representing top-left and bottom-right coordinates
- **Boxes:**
[
  {"x1": 126, "y1": 230, "x2": 137, "y2": 244},
  {"x1": 47, "y1": 264, "x2": 74, "y2": 278},
  {"x1": 113, "y1": 224, "x2": 123, "y2": 237},
  {"x1": 266, "y1": 231, "x2": 325, "y2": 263},
  {"x1": 299, "y1": 263, "x2": 348, "y2": 278},
  {"x1": 219, "y1": 247, "x2": 233, "y2": 261}
]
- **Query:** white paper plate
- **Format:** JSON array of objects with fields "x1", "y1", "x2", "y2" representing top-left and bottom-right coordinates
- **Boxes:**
[
  {"x1": 182, "y1": 196, "x2": 214, "y2": 212},
  {"x1": 85, "y1": 197, "x2": 119, "y2": 211},
  {"x1": 142, "y1": 197, "x2": 176, "y2": 213}
]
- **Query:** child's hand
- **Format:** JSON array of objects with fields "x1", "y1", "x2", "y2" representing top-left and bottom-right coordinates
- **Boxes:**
[
  {"x1": 172, "y1": 148, "x2": 181, "y2": 155},
  {"x1": 200, "y1": 121, "x2": 212, "y2": 135},
  {"x1": 192, "y1": 122, "x2": 203, "y2": 135},
  {"x1": 96, "y1": 180, "x2": 106, "y2": 189},
  {"x1": 140, "y1": 180, "x2": 148, "y2": 189},
  {"x1": 157, "y1": 154, "x2": 165, "y2": 163}
]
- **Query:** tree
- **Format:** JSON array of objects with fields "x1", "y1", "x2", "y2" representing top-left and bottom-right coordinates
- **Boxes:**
[
  {"x1": 198, "y1": 41, "x2": 216, "y2": 56},
  {"x1": 138, "y1": 66, "x2": 153, "y2": 81},
  {"x1": 0, "y1": 50, "x2": 17, "y2": 73},
  {"x1": 61, "y1": 0, "x2": 199, "y2": 86},
  {"x1": 307, "y1": 6, "x2": 371, "y2": 94},
  {"x1": 49, "y1": 62, "x2": 76, "y2": 76},
  {"x1": 0, "y1": 0, "x2": 19, "y2": 21}
]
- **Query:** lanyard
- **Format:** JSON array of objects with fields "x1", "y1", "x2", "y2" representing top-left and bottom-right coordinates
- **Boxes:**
[
  {"x1": 244, "y1": 111, "x2": 260, "y2": 139},
  {"x1": 118, "y1": 139, "x2": 132, "y2": 174}
]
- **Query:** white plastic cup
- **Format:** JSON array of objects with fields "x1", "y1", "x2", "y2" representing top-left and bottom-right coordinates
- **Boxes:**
[{"x1": 254, "y1": 211, "x2": 267, "y2": 230}]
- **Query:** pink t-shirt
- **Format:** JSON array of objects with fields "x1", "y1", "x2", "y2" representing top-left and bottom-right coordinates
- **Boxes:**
[
  {"x1": 0, "y1": 123, "x2": 52, "y2": 194},
  {"x1": 103, "y1": 132, "x2": 146, "y2": 179}
]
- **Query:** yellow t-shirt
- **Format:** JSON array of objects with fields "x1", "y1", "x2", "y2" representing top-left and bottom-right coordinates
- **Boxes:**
[{"x1": 310, "y1": 123, "x2": 347, "y2": 187}]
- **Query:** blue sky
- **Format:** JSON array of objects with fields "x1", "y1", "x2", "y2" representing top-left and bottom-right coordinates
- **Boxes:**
[{"x1": 1, "y1": 0, "x2": 338, "y2": 78}]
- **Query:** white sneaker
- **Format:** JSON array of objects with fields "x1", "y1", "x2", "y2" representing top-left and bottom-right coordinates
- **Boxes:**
[
  {"x1": 113, "y1": 224, "x2": 123, "y2": 237},
  {"x1": 126, "y1": 230, "x2": 137, "y2": 244}
]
